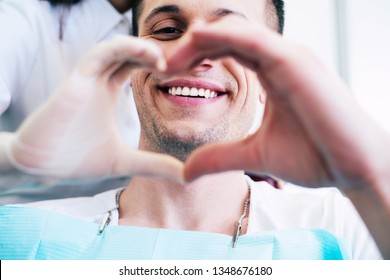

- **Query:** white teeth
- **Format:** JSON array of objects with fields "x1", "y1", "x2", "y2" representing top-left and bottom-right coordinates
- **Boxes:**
[
  {"x1": 167, "y1": 87, "x2": 217, "y2": 98},
  {"x1": 190, "y1": 87, "x2": 198, "y2": 96},
  {"x1": 205, "y1": 89, "x2": 211, "y2": 98},
  {"x1": 182, "y1": 87, "x2": 190, "y2": 96}
]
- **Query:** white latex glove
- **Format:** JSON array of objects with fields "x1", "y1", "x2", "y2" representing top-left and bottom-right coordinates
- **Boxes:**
[
  {"x1": 166, "y1": 17, "x2": 390, "y2": 197},
  {"x1": 1, "y1": 36, "x2": 184, "y2": 182}
]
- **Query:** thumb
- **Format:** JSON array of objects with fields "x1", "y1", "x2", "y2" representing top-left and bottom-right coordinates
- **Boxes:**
[
  {"x1": 184, "y1": 136, "x2": 263, "y2": 181},
  {"x1": 115, "y1": 147, "x2": 185, "y2": 184}
]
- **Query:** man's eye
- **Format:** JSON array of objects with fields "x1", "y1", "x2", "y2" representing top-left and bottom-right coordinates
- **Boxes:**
[
  {"x1": 155, "y1": 27, "x2": 181, "y2": 34},
  {"x1": 152, "y1": 27, "x2": 183, "y2": 40}
]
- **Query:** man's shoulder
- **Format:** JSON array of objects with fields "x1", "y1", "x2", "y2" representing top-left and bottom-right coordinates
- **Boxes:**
[
  {"x1": 248, "y1": 178, "x2": 346, "y2": 203},
  {"x1": 14, "y1": 188, "x2": 121, "y2": 222},
  {"x1": 247, "y1": 178, "x2": 352, "y2": 226}
]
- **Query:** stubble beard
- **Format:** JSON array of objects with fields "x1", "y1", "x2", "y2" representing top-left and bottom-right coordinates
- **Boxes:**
[{"x1": 141, "y1": 117, "x2": 230, "y2": 162}]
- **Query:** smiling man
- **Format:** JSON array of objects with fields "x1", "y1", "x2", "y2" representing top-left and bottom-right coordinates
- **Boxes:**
[{"x1": 0, "y1": 0, "x2": 383, "y2": 260}]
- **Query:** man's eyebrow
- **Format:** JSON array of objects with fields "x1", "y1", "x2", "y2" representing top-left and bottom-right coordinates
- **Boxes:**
[
  {"x1": 214, "y1": 8, "x2": 247, "y2": 19},
  {"x1": 144, "y1": 5, "x2": 182, "y2": 25}
]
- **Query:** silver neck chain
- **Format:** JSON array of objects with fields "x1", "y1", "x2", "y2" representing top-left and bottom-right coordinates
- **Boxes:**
[{"x1": 99, "y1": 185, "x2": 251, "y2": 248}]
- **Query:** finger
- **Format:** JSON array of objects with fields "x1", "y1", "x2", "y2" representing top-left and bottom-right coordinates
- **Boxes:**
[
  {"x1": 166, "y1": 16, "x2": 285, "y2": 76},
  {"x1": 108, "y1": 62, "x2": 136, "y2": 89},
  {"x1": 114, "y1": 147, "x2": 185, "y2": 184},
  {"x1": 184, "y1": 135, "x2": 263, "y2": 182},
  {"x1": 78, "y1": 36, "x2": 166, "y2": 78}
]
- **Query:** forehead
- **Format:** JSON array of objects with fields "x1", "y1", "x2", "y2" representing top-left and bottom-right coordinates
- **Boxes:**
[{"x1": 139, "y1": 0, "x2": 267, "y2": 24}]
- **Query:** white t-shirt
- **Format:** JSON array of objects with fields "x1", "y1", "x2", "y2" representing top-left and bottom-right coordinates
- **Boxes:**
[
  {"x1": 20, "y1": 178, "x2": 382, "y2": 260},
  {"x1": 0, "y1": 0, "x2": 140, "y2": 203}
]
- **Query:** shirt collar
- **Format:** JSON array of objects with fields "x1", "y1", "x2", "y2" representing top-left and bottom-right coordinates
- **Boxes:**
[
  {"x1": 65, "y1": 0, "x2": 133, "y2": 43},
  {"x1": 93, "y1": 0, "x2": 133, "y2": 39}
]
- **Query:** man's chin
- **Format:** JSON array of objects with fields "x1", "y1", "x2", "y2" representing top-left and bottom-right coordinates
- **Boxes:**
[
  {"x1": 151, "y1": 131, "x2": 213, "y2": 160},
  {"x1": 147, "y1": 123, "x2": 228, "y2": 161},
  {"x1": 160, "y1": 139, "x2": 205, "y2": 162}
]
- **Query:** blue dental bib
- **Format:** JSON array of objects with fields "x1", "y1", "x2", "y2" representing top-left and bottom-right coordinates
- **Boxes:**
[{"x1": 0, "y1": 206, "x2": 348, "y2": 260}]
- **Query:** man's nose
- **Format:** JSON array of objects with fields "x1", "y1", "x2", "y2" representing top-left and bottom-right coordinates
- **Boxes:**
[{"x1": 191, "y1": 59, "x2": 213, "y2": 73}]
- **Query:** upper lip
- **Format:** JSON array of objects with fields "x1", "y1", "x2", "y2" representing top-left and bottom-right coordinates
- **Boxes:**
[{"x1": 158, "y1": 79, "x2": 228, "y2": 93}]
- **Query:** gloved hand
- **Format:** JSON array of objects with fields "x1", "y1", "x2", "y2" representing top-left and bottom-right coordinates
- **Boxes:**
[
  {"x1": 1, "y1": 36, "x2": 184, "y2": 182},
  {"x1": 166, "y1": 16, "x2": 390, "y2": 193},
  {"x1": 166, "y1": 17, "x2": 390, "y2": 259}
]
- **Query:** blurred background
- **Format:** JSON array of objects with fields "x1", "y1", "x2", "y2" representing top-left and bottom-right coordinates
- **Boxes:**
[{"x1": 284, "y1": 0, "x2": 390, "y2": 134}]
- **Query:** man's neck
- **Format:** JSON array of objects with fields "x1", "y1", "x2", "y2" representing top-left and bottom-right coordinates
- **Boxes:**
[
  {"x1": 118, "y1": 172, "x2": 250, "y2": 235},
  {"x1": 108, "y1": 0, "x2": 134, "y2": 14}
]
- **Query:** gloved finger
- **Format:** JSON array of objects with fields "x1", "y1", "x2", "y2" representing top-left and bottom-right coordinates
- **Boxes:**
[
  {"x1": 184, "y1": 134, "x2": 264, "y2": 182},
  {"x1": 113, "y1": 146, "x2": 185, "y2": 184},
  {"x1": 78, "y1": 36, "x2": 166, "y2": 78},
  {"x1": 165, "y1": 16, "x2": 285, "y2": 76}
]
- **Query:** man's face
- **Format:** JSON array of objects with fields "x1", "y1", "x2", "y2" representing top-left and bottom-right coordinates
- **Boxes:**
[{"x1": 132, "y1": 0, "x2": 266, "y2": 161}]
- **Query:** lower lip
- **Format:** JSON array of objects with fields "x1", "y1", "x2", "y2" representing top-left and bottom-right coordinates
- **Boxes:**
[{"x1": 161, "y1": 91, "x2": 225, "y2": 106}]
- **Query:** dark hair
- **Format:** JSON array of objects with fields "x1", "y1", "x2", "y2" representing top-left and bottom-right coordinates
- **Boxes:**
[
  {"x1": 271, "y1": 0, "x2": 285, "y2": 34},
  {"x1": 132, "y1": 0, "x2": 285, "y2": 36}
]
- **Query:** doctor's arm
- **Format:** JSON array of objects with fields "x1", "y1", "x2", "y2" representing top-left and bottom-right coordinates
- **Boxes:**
[{"x1": 0, "y1": 36, "x2": 184, "y2": 184}]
